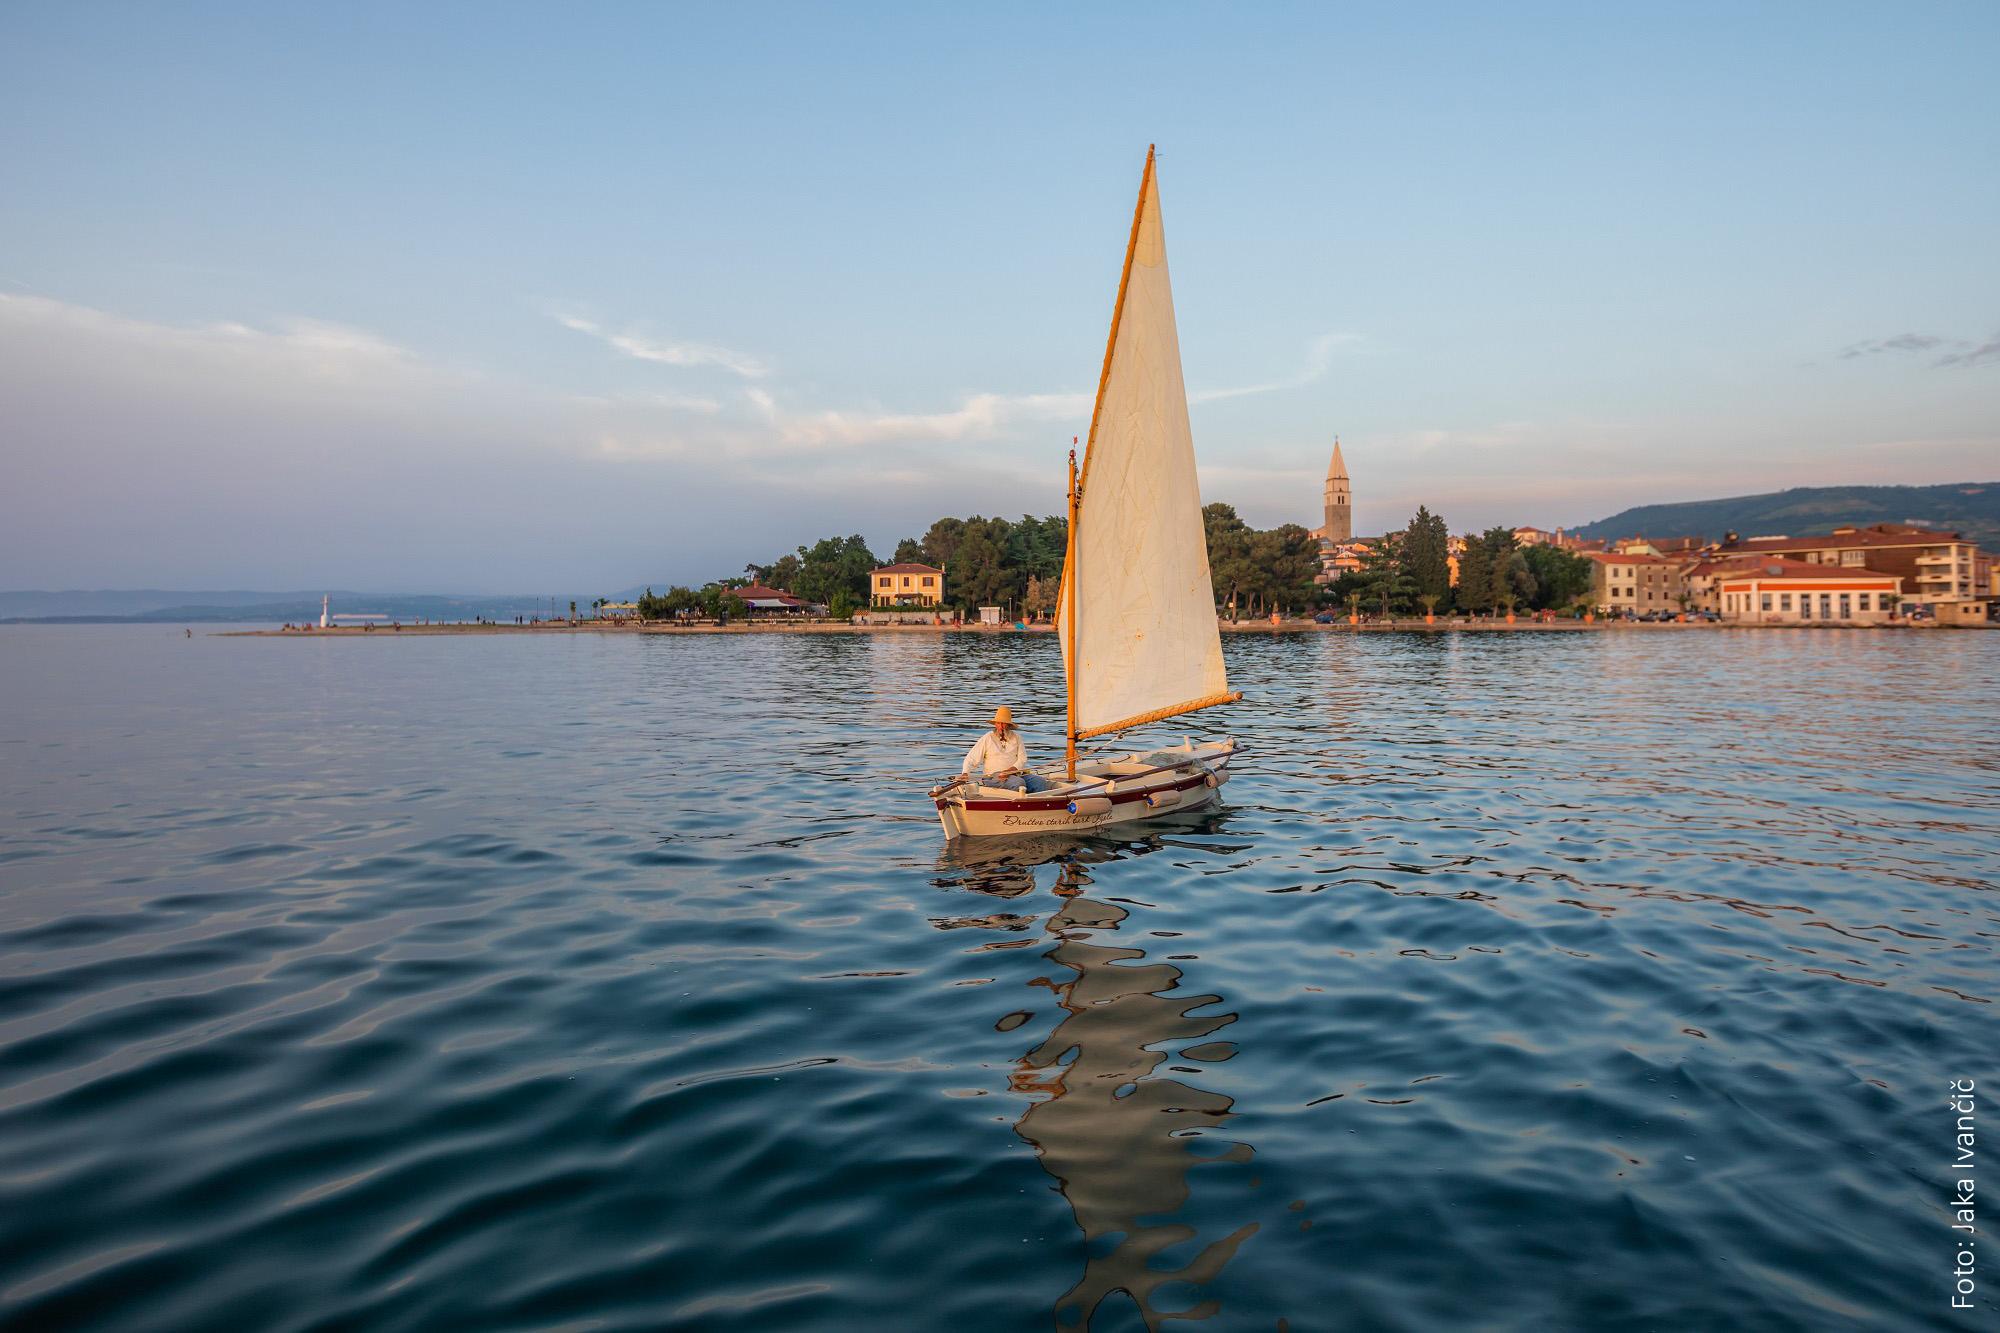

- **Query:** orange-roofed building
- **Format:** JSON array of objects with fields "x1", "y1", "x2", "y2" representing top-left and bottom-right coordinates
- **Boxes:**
[
  {"x1": 1713, "y1": 558, "x2": 1903, "y2": 624},
  {"x1": 735, "y1": 584, "x2": 812, "y2": 614},
  {"x1": 870, "y1": 563, "x2": 944, "y2": 607},
  {"x1": 1713, "y1": 524, "x2": 1984, "y2": 608}
]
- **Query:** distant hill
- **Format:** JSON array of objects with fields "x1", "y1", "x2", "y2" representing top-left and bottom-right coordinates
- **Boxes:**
[{"x1": 1573, "y1": 482, "x2": 2000, "y2": 548}]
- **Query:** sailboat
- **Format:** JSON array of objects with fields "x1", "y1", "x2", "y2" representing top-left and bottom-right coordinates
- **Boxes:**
[{"x1": 932, "y1": 146, "x2": 1242, "y2": 840}]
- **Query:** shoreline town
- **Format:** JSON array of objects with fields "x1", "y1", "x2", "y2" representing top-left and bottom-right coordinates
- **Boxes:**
[{"x1": 254, "y1": 445, "x2": 1996, "y2": 637}]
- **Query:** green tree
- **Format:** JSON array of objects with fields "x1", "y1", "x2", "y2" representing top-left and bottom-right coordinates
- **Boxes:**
[
  {"x1": 1455, "y1": 536, "x2": 1493, "y2": 613},
  {"x1": 1520, "y1": 544, "x2": 1590, "y2": 611},
  {"x1": 1203, "y1": 503, "x2": 1257, "y2": 613},
  {"x1": 948, "y1": 519, "x2": 1013, "y2": 608},
  {"x1": 1401, "y1": 506, "x2": 1452, "y2": 610},
  {"x1": 1249, "y1": 523, "x2": 1322, "y2": 614},
  {"x1": 917, "y1": 517, "x2": 969, "y2": 571},
  {"x1": 1479, "y1": 529, "x2": 1518, "y2": 609},
  {"x1": 892, "y1": 537, "x2": 925, "y2": 564},
  {"x1": 1023, "y1": 575, "x2": 1057, "y2": 618},
  {"x1": 791, "y1": 535, "x2": 879, "y2": 607},
  {"x1": 1499, "y1": 549, "x2": 1537, "y2": 611},
  {"x1": 748, "y1": 552, "x2": 803, "y2": 591},
  {"x1": 1357, "y1": 537, "x2": 1417, "y2": 617}
]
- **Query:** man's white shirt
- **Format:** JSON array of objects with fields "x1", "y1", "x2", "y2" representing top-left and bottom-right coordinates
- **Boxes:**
[{"x1": 961, "y1": 729, "x2": 1027, "y2": 777}]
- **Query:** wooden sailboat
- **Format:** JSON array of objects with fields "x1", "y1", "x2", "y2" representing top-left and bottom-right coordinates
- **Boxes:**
[{"x1": 932, "y1": 147, "x2": 1242, "y2": 840}]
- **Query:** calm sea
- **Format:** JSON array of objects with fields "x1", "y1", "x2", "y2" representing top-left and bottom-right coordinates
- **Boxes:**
[{"x1": 2, "y1": 625, "x2": 1995, "y2": 1331}]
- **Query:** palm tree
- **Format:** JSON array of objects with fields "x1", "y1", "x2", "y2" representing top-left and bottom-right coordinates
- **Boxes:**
[
  {"x1": 1420, "y1": 592, "x2": 1439, "y2": 624},
  {"x1": 1346, "y1": 590, "x2": 1362, "y2": 624}
]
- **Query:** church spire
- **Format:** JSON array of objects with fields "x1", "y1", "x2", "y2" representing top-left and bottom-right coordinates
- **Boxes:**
[{"x1": 1322, "y1": 436, "x2": 1352, "y2": 542}]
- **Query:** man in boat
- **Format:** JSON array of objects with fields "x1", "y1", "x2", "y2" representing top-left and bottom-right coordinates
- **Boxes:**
[{"x1": 961, "y1": 706, "x2": 1053, "y2": 793}]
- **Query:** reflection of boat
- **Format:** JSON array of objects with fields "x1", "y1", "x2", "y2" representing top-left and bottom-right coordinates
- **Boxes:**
[
  {"x1": 932, "y1": 831, "x2": 1257, "y2": 1329},
  {"x1": 931, "y1": 146, "x2": 1242, "y2": 840}
]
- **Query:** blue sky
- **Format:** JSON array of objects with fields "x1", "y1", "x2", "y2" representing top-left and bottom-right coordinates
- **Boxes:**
[{"x1": 3, "y1": 1, "x2": 1995, "y2": 592}]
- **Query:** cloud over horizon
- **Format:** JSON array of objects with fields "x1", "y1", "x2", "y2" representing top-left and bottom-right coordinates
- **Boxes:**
[{"x1": 4, "y1": 291, "x2": 1998, "y2": 591}]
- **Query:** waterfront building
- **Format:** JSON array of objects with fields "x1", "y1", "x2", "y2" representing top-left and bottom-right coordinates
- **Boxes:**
[
  {"x1": 1585, "y1": 551, "x2": 1686, "y2": 616},
  {"x1": 737, "y1": 584, "x2": 812, "y2": 615},
  {"x1": 1934, "y1": 598, "x2": 1993, "y2": 626},
  {"x1": 1715, "y1": 524, "x2": 1986, "y2": 607},
  {"x1": 1682, "y1": 556, "x2": 1759, "y2": 612},
  {"x1": 1713, "y1": 558, "x2": 1902, "y2": 624},
  {"x1": 1512, "y1": 526, "x2": 1554, "y2": 547},
  {"x1": 870, "y1": 562, "x2": 944, "y2": 607}
]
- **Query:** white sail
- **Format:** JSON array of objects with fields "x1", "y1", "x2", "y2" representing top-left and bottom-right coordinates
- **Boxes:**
[{"x1": 1057, "y1": 152, "x2": 1229, "y2": 738}]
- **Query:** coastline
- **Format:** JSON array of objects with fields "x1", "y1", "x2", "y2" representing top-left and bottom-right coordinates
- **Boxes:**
[{"x1": 219, "y1": 618, "x2": 1988, "y2": 637}]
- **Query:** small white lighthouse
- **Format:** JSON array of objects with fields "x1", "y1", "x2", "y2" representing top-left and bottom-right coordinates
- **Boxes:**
[{"x1": 319, "y1": 595, "x2": 329, "y2": 630}]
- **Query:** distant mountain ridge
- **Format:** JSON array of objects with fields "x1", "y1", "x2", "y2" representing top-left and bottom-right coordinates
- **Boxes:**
[{"x1": 1572, "y1": 482, "x2": 2000, "y2": 548}]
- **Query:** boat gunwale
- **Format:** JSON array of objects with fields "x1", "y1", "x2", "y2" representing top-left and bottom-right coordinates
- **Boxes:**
[{"x1": 950, "y1": 766, "x2": 1216, "y2": 814}]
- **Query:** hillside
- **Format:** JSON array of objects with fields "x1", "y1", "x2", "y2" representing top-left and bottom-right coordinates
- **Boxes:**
[{"x1": 1573, "y1": 482, "x2": 2000, "y2": 547}]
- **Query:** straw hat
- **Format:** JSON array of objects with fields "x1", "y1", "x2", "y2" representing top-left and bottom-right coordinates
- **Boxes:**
[{"x1": 991, "y1": 706, "x2": 1013, "y2": 727}]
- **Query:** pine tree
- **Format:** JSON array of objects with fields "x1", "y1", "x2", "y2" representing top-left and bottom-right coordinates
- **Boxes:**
[{"x1": 1402, "y1": 506, "x2": 1451, "y2": 609}]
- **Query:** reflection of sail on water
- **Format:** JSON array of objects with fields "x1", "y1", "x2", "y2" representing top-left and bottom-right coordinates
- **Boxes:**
[{"x1": 1010, "y1": 861, "x2": 1257, "y2": 1331}]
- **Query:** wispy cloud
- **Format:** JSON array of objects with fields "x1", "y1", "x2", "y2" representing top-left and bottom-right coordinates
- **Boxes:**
[
  {"x1": 1837, "y1": 330, "x2": 2000, "y2": 368},
  {"x1": 554, "y1": 313, "x2": 768, "y2": 379},
  {"x1": 767, "y1": 390, "x2": 1091, "y2": 450},
  {"x1": 1935, "y1": 333, "x2": 2000, "y2": 369},
  {"x1": 0, "y1": 292, "x2": 452, "y2": 390},
  {"x1": 1189, "y1": 332, "x2": 1360, "y2": 404},
  {"x1": 1838, "y1": 332, "x2": 1947, "y2": 359}
]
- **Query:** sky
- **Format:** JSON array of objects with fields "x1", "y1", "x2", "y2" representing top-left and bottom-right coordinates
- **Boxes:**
[{"x1": 2, "y1": 1, "x2": 1996, "y2": 593}]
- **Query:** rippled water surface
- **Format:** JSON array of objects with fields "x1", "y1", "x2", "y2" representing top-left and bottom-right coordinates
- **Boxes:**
[{"x1": 2, "y1": 625, "x2": 1996, "y2": 1331}]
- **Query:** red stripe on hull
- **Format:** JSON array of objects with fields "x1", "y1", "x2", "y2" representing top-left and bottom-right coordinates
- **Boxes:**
[{"x1": 960, "y1": 771, "x2": 1209, "y2": 814}]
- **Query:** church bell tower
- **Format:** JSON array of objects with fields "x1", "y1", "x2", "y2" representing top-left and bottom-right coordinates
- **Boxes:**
[{"x1": 1322, "y1": 438, "x2": 1351, "y2": 543}]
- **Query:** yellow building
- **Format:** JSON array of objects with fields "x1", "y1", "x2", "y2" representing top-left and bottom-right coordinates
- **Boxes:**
[{"x1": 871, "y1": 563, "x2": 944, "y2": 607}]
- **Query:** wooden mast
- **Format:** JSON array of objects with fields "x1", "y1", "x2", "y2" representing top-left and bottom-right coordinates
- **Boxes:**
[
  {"x1": 1066, "y1": 145, "x2": 1156, "y2": 779},
  {"x1": 1064, "y1": 447, "x2": 1079, "y2": 778}
]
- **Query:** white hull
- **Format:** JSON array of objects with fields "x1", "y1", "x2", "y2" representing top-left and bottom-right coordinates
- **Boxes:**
[{"x1": 936, "y1": 739, "x2": 1236, "y2": 840}]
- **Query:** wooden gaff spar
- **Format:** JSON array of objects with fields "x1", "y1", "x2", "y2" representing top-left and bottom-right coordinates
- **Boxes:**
[{"x1": 931, "y1": 146, "x2": 1243, "y2": 840}]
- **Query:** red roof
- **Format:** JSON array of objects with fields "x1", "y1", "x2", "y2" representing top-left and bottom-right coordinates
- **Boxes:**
[
  {"x1": 1714, "y1": 557, "x2": 1900, "y2": 582},
  {"x1": 871, "y1": 562, "x2": 943, "y2": 575},
  {"x1": 1584, "y1": 550, "x2": 1679, "y2": 565},
  {"x1": 735, "y1": 584, "x2": 806, "y2": 605},
  {"x1": 1727, "y1": 525, "x2": 1963, "y2": 552}
]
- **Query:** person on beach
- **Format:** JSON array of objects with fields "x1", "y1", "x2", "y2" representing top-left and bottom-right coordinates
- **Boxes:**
[{"x1": 961, "y1": 706, "x2": 1052, "y2": 792}]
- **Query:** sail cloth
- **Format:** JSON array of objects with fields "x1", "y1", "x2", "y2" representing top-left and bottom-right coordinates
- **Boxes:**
[{"x1": 1057, "y1": 156, "x2": 1230, "y2": 737}]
